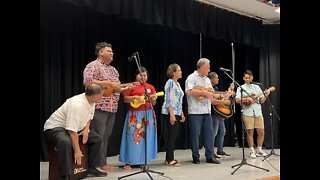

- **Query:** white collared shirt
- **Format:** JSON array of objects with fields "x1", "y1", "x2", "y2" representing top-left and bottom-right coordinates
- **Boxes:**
[{"x1": 43, "y1": 93, "x2": 95, "y2": 132}]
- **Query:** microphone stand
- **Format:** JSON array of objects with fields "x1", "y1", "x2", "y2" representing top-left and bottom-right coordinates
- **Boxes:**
[
  {"x1": 256, "y1": 83, "x2": 280, "y2": 161},
  {"x1": 219, "y1": 70, "x2": 269, "y2": 175},
  {"x1": 118, "y1": 52, "x2": 164, "y2": 180}
]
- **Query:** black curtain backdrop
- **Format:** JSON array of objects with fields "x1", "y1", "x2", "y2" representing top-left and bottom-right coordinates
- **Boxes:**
[{"x1": 40, "y1": 0, "x2": 280, "y2": 161}]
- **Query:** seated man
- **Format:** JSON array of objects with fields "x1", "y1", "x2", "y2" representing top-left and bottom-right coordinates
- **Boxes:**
[{"x1": 43, "y1": 84, "x2": 108, "y2": 180}]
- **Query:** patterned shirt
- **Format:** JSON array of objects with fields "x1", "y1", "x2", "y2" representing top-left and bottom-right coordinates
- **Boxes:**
[
  {"x1": 161, "y1": 79, "x2": 184, "y2": 115},
  {"x1": 185, "y1": 71, "x2": 212, "y2": 114},
  {"x1": 83, "y1": 59, "x2": 120, "y2": 113},
  {"x1": 235, "y1": 83, "x2": 263, "y2": 116}
]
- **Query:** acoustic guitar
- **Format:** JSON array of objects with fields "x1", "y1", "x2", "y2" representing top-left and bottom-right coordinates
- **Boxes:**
[
  {"x1": 130, "y1": 91, "x2": 164, "y2": 108},
  {"x1": 212, "y1": 83, "x2": 235, "y2": 118},
  {"x1": 242, "y1": 86, "x2": 275, "y2": 106},
  {"x1": 194, "y1": 86, "x2": 226, "y2": 101},
  {"x1": 103, "y1": 82, "x2": 140, "y2": 97}
]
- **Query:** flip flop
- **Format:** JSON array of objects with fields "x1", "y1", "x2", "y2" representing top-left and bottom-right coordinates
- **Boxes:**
[{"x1": 165, "y1": 160, "x2": 181, "y2": 167}]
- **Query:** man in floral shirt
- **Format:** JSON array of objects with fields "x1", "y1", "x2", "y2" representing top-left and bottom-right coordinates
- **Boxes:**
[{"x1": 83, "y1": 42, "x2": 132, "y2": 170}]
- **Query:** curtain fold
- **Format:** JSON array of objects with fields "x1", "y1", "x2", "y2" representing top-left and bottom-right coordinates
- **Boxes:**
[{"x1": 56, "y1": 0, "x2": 264, "y2": 47}]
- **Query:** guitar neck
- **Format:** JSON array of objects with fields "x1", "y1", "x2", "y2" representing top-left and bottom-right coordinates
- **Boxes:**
[
  {"x1": 120, "y1": 83, "x2": 133, "y2": 87},
  {"x1": 213, "y1": 91, "x2": 227, "y2": 94},
  {"x1": 145, "y1": 91, "x2": 164, "y2": 98}
]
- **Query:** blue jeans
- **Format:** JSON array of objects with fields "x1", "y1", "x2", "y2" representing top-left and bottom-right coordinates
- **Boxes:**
[
  {"x1": 212, "y1": 114, "x2": 226, "y2": 153},
  {"x1": 189, "y1": 114, "x2": 214, "y2": 160}
]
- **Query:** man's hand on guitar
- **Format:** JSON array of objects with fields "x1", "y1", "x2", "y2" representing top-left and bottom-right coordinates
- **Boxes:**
[
  {"x1": 203, "y1": 91, "x2": 214, "y2": 99},
  {"x1": 119, "y1": 82, "x2": 140, "y2": 93},
  {"x1": 264, "y1": 88, "x2": 271, "y2": 96},
  {"x1": 103, "y1": 81, "x2": 121, "y2": 92},
  {"x1": 124, "y1": 84, "x2": 133, "y2": 91},
  {"x1": 122, "y1": 83, "x2": 134, "y2": 92},
  {"x1": 221, "y1": 91, "x2": 234, "y2": 99},
  {"x1": 222, "y1": 83, "x2": 235, "y2": 98},
  {"x1": 243, "y1": 97, "x2": 255, "y2": 106}
]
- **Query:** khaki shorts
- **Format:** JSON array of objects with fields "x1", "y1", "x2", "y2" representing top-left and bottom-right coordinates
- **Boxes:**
[{"x1": 242, "y1": 115, "x2": 264, "y2": 129}]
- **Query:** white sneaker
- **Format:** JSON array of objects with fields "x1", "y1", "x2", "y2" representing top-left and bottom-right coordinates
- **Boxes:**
[
  {"x1": 256, "y1": 150, "x2": 267, "y2": 157},
  {"x1": 250, "y1": 151, "x2": 256, "y2": 158}
]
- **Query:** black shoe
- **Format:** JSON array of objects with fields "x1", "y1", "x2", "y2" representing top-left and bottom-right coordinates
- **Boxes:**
[
  {"x1": 206, "y1": 158, "x2": 221, "y2": 164},
  {"x1": 192, "y1": 158, "x2": 200, "y2": 164},
  {"x1": 217, "y1": 151, "x2": 231, "y2": 156},
  {"x1": 60, "y1": 175, "x2": 69, "y2": 180},
  {"x1": 87, "y1": 167, "x2": 108, "y2": 177},
  {"x1": 214, "y1": 154, "x2": 221, "y2": 158}
]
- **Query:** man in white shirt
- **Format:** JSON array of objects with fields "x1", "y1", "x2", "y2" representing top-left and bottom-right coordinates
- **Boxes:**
[{"x1": 44, "y1": 84, "x2": 108, "y2": 179}]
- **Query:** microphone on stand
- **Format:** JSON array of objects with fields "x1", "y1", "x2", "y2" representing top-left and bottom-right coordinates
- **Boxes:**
[
  {"x1": 128, "y1": 52, "x2": 137, "y2": 62},
  {"x1": 219, "y1": 67, "x2": 232, "y2": 72},
  {"x1": 251, "y1": 81, "x2": 263, "y2": 85}
]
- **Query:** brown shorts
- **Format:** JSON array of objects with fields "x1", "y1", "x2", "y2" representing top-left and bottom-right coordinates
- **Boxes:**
[{"x1": 242, "y1": 115, "x2": 264, "y2": 129}]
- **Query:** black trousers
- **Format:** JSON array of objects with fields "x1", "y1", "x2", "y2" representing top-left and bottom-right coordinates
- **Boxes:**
[
  {"x1": 161, "y1": 114, "x2": 181, "y2": 162},
  {"x1": 44, "y1": 127, "x2": 105, "y2": 176},
  {"x1": 90, "y1": 110, "x2": 116, "y2": 161}
]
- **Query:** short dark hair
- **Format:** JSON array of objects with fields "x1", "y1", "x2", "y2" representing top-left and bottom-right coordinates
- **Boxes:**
[
  {"x1": 95, "y1": 42, "x2": 112, "y2": 56},
  {"x1": 135, "y1": 66, "x2": 148, "y2": 76},
  {"x1": 85, "y1": 83, "x2": 103, "y2": 96},
  {"x1": 208, "y1": 72, "x2": 217, "y2": 79},
  {"x1": 244, "y1": 70, "x2": 253, "y2": 76}
]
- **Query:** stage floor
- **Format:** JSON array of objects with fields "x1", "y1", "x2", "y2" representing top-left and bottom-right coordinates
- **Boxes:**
[{"x1": 40, "y1": 147, "x2": 280, "y2": 180}]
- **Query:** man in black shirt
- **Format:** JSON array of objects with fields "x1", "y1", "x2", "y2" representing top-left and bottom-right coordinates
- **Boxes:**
[{"x1": 208, "y1": 72, "x2": 233, "y2": 158}]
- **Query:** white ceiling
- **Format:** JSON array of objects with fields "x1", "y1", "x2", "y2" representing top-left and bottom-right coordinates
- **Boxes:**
[{"x1": 196, "y1": 0, "x2": 280, "y2": 24}]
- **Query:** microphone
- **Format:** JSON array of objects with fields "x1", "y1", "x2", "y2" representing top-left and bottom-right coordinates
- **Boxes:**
[
  {"x1": 251, "y1": 81, "x2": 263, "y2": 85},
  {"x1": 128, "y1": 52, "x2": 137, "y2": 62},
  {"x1": 219, "y1": 67, "x2": 232, "y2": 72}
]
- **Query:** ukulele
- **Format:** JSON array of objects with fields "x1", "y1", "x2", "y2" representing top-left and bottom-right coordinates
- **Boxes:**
[
  {"x1": 194, "y1": 86, "x2": 227, "y2": 101},
  {"x1": 130, "y1": 91, "x2": 164, "y2": 108},
  {"x1": 242, "y1": 86, "x2": 275, "y2": 106},
  {"x1": 103, "y1": 82, "x2": 140, "y2": 97}
]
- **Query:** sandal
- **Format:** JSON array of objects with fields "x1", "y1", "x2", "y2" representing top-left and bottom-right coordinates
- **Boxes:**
[{"x1": 165, "y1": 160, "x2": 181, "y2": 167}]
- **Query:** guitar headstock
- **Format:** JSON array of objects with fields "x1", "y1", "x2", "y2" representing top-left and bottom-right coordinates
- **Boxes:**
[
  {"x1": 268, "y1": 86, "x2": 275, "y2": 92},
  {"x1": 228, "y1": 83, "x2": 235, "y2": 92},
  {"x1": 264, "y1": 86, "x2": 275, "y2": 96}
]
